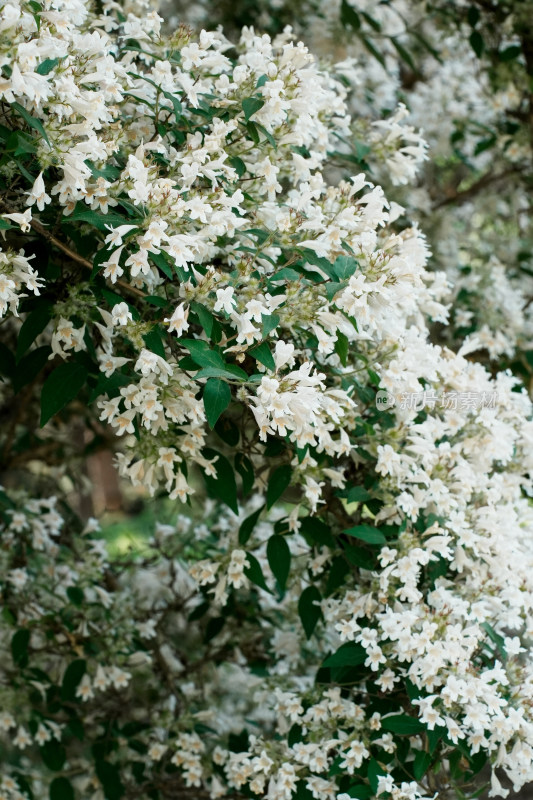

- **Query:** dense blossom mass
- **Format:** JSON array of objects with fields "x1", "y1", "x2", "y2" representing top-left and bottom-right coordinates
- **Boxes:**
[{"x1": 0, "y1": 0, "x2": 532, "y2": 799}]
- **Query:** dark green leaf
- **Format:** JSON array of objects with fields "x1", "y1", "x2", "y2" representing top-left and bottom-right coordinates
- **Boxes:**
[
  {"x1": 325, "y1": 555, "x2": 350, "y2": 595},
  {"x1": 333, "y1": 255, "x2": 358, "y2": 280},
  {"x1": 413, "y1": 751, "x2": 432, "y2": 780},
  {"x1": 361, "y1": 36, "x2": 386, "y2": 68},
  {"x1": 344, "y1": 485, "x2": 371, "y2": 503},
  {"x1": 244, "y1": 551, "x2": 272, "y2": 593},
  {"x1": 335, "y1": 331, "x2": 348, "y2": 367},
  {"x1": 322, "y1": 642, "x2": 366, "y2": 668},
  {"x1": 261, "y1": 313, "x2": 280, "y2": 338},
  {"x1": 299, "y1": 516, "x2": 335, "y2": 547},
  {"x1": 17, "y1": 303, "x2": 52, "y2": 360},
  {"x1": 0, "y1": 342, "x2": 16, "y2": 379},
  {"x1": 381, "y1": 714, "x2": 425, "y2": 734},
  {"x1": 469, "y1": 30, "x2": 484, "y2": 58},
  {"x1": 499, "y1": 45, "x2": 522, "y2": 62},
  {"x1": 37, "y1": 58, "x2": 59, "y2": 75},
  {"x1": 390, "y1": 38, "x2": 417, "y2": 71},
  {"x1": 267, "y1": 535, "x2": 291, "y2": 590},
  {"x1": 190, "y1": 301, "x2": 215, "y2": 338},
  {"x1": 367, "y1": 759, "x2": 388, "y2": 793},
  {"x1": 203, "y1": 378, "x2": 231, "y2": 428},
  {"x1": 344, "y1": 524, "x2": 386, "y2": 545},
  {"x1": 249, "y1": 341, "x2": 276, "y2": 371},
  {"x1": 181, "y1": 340, "x2": 225, "y2": 370},
  {"x1": 61, "y1": 659, "x2": 86, "y2": 702},
  {"x1": 229, "y1": 156, "x2": 246, "y2": 177},
  {"x1": 202, "y1": 448, "x2": 238, "y2": 513},
  {"x1": 238, "y1": 504, "x2": 264, "y2": 545},
  {"x1": 66, "y1": 586, "x2": 84, "y2": 606},
  {"x1": 266, "y1": 464, "x2": 292, "y2": 509},
  {"x1": 95, "y1": 760, "x2": 125, "y2": 800},
  {"x1": 149, "y1": 250, "x2": 173, "y2": 280},
  {"x1": 65, "y1": 208, "x2": 127, "y2": 230},
  {"x1": 341, "y1": 0, "x2": 361, "y2": 29},
  {"x1": 40, "y1": 741, "x2": 66, "y2": 772},
  {"x1": 40, "y1": 361, "x2": 87, "y2": 426},
  {"x1": 235, "y1": 453, "x2": 254, "y2": 496},
  {"x1": 11, "y1": 628, "x2": 30, "y2": 667},
  {"x1": 50, "y1": 777, "x2": 75, "y2": 800},
  {"x1": 467, "y1": 5, "x2": 480, "y2": 27},
  {"x1": 242, "y1": 97, "x2": 265, "y2": 121},
  {"x1": 298, "y1": 585, "x2": 322, "y2": 638},
  {"x1": 12, "y1": 101, "x2": 49, "y2": 145}
]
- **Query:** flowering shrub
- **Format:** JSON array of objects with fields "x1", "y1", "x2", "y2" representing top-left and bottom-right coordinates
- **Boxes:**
[{"x1": 1, "y1": 1, "x2": 533, "y2": 800}]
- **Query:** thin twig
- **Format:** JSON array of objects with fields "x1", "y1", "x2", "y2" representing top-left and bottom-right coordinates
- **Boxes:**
[{"x1": 28, "y1": 217, "x2": 147, "y2": 299}]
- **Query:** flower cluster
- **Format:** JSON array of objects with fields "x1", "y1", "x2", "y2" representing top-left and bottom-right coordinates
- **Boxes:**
[{"x1": 0, "y1": 1, "x2": 533, "y2": 799}]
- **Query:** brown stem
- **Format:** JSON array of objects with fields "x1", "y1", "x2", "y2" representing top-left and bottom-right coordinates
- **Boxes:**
[{"x1": 28, "y1": 218, "x2": 147, "y2": 299}]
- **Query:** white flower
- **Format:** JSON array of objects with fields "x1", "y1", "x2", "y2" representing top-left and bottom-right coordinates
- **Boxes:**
[
  {"x1": 26, "y1": 172, "x2": 51, "y2": 211},
  {"x1": 165, "y1": 303, "x2": 189, "y2": 336}
]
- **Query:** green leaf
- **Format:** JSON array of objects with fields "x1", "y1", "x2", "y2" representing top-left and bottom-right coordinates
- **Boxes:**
[
  {"x1": 95, "y1": 760, "x2": 125, "y2": 800},
  {"x1": 17, "y1": 303, "x2": 53, "y2": 360},
  {"x1": 344, "y1": 485, "x2": 371, "y2": 503},
  {"x1": 249, "y1": 341, "x2": 276, "y2": 371},
  {"x1": 65, "y1": 208, "x2": 127, "y2": 230},
  {"x1": 467, "y1": 5, "x2": 480, "y2": 27},
  {"x1": 481, "y1": 621, "x2": 507, "y2": 659},
  {"x1": 0, "y1": 218, "x2": 12, "y2": 230},
  {"x1": 66, "y1": 586, "x2": 84, "y2": 606},
  {"x1": 149, "y1": 250, "x2": 173, "y2": 280},
  {"x1": 162, "y1": 89, "x2": 183, "y2": 118},
  {"x1": 195, "y1": 365, "x2": 248, "y2": 381},
  {"x1": 341, "y1": 0, "x2": 361, "y2": 29},
  {"x1": 469, "y1": 30, "x2": 484, "y2": 58},
  {"x1": 413, "y1": 751, "x2": 432, "y2": 781},
  {"x1": 40, "y1": 741, "x2": 66, "y2": 772},
  {"x1": 61, "y1": 659, "x2": 86, "y2": 702},
  {"x1": 144, "y1": 295, "x2": 169, "y2": 308},
  {"x1": 345, "y1": 786, "x2": 372, "y2": 800},
  {"x1": 390, "y1": 37, "x2": 417, "y2": 71},
  {"x1": 333, "y1": 255, "x2": 358, "y2": 280},
  {"x1": 202, "y1": 448, "x2": 238, "y2": 514},
  {"x1": 242, "y1": 97, "x2": 265, "y2": 121},
  {"x1": 335, "y1": 331, "x2": 349, "y2": 367},
  {"x1": 344, "y1": 524, "x2": 386, "y2": 545},
  {"x1": 367, "y1": 759, "x2": 388, "y2": 794},
  {"x1": 235, "y1": 453, "x2": 254, "y2": 496},
  {"x1": 190, "y1": 301, "x2": 215, "y2": 338},
  {"x1": 238, "y1": 504, "x2": 264, "y2": 545},
  {"x1": 12, "y1": 101, "x2": 50, "y2": 145},
  {"x1": 361, "y1": 36, "x2": 386, "y2": 68},
  {"x1": 11, "y1": 628, "x2": 30, "y2": 667},
  {"x1": 0, "y1": 341, "x2": 16, "y2": 379},
  {"x1": 298, "y1": 585, "x2": 322, "y2": 639},
  {"x1": 244, "y1": 551, "x2": 272, "y2": 593},
  {"x1": 13, "y1": 345, "x2": 51, "y2": 393},
  {"x1": 381, "y1": 714, "x2": 425, "y2": 734},
  {"x1": 267, "y1": 535, "x2": 291, "y2": 590},
  {"x1": 50, "y1": 777, "x2": 75, "y2": 800},
  {"x1": 322, "y1": 642, "x2": 366, "y2": 668},
  {"x1": 36, "y1": 57, "x2": 60, "y2": 75},
  {"x1": 229, "y1": 156, "x2": 246, "y2": 177},
  {"x1": 325, "y1": 555, "x2": 350, "y2": 595},
  {"x1": 261, "y1": 313, "x2": 280, "y2": 338},
  {"x1": 299, "y1": 516, "x2": 335, "y2": 547},
  {"x1": 266, "y1": 464, "x2": 292, "y2": 509},
  {"x1": 499, "y1": 45, "x2": 522, "y2": 62},
  {"x1": 203, "y1": 379, "x2": 231, "y2": 429},
  {"x1": 181, "y1": 339, "x2": 225, "y2": 370},
  {"x1": 40, "y1": 361, "x2": 87, "y2": 427}
]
